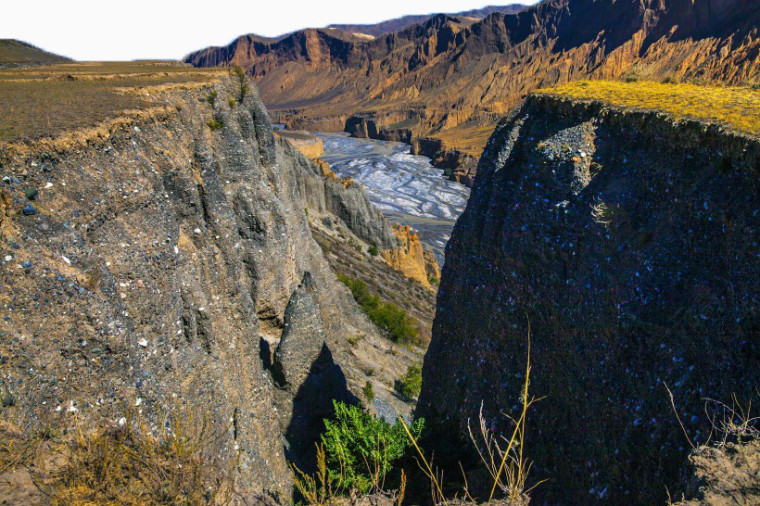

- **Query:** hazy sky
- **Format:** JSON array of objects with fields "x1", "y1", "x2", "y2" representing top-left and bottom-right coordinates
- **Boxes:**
[{"x1": 3, "y1": 0, "x2": 539, "y2": 61}]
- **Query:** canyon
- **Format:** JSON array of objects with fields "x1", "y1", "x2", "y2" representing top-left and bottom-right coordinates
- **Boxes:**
[
  {"x1": 186, "y1": 0, "x2": 760, "y2": 185},
  {"x1": 1, "y1": 0, "x2": 760, "y2": 502}
]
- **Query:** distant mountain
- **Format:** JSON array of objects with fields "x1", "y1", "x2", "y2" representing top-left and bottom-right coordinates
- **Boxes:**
[
  {"x1": 326, "y1": 4, "x2": 527, "y2": 38},
  {"x1": 0, "y1": 39, "x2": 71, "y2": 67},
  {"x1": 186, "y1": 0, "x2": 760, "y2": 182}
]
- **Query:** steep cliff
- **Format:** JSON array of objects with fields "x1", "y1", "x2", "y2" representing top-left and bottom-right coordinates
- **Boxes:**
[
  {"x1": 417, "y1": 90, "x2": 760, "y2": 503},
  {"x1": 186, "y1": 0, "x2": 760, "y2": 180},
  {"x1": 0, "y1": 71, "x2": 418, "y2": 500},
  {"x1": 326, "y1": 5, "x2": 527, "y2": 38}
]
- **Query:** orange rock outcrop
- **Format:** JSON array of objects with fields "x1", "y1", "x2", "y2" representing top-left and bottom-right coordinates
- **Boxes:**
[{"x1": 381, "y1": 224, "x2": 440, "y2": 289}]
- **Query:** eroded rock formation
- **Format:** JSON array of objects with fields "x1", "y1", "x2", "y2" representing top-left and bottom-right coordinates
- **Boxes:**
[
  {"x1": 417, "y1": 93, "x2": 760, "y2": 503},
  {"x1": 380, "y1": 224, "x2": 440, "y2": 289}
]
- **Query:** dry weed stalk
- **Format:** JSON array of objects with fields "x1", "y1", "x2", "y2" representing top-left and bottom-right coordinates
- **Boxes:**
[
  {"x1": 703, "y1": 393, "x2": 760, "y2": 446},
  {"x1": 48, "y1": 403, "x2": 234, "y2": 505},
  {"x1": 399, "y1": 324, "x2": 541, "y2": 505}
]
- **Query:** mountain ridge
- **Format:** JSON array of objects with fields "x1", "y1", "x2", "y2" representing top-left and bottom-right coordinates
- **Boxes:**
[
  {"x1": 185, "y1": 0, "x2": 760, "y2": 184},
  {"x1": 0, "y1": 39, "x2": 72, "y2": 67}
]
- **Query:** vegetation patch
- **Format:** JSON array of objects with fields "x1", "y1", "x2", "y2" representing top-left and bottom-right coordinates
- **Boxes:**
[
  {"x1": 395, "y1": 364, "x2": 422, "y2": 400},
  {"x1": 293, "y1": 401, "x2": 423, "y2": 498},
  {"x1": 536, "y1": 80, "x2": 760, "y2": 136},
  {"x1": 337, "y1": 274, "x2": 419, "y2": 345},
  {"x1": 0, "y1": 406, "x2": 233, "y2": 505}
]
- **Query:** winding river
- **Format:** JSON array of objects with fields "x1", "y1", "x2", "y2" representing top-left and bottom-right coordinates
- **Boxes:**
[{"x1": 315, "y1": 132, "x2": 471, "y2": 263}]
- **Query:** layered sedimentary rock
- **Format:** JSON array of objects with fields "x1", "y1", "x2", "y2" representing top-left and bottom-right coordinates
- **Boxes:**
[
  {"x1": 276, "y1": 130, "x2": 325, "y2": 159},
  {"x1": 0, "y1": 76, "x2": 415, "y2": 499},
  {"x1": 186, "y1": 0, "x2": 760, "y2": 181},
  {"x1": 417, "y1": 93, "x2": 760, "y2": 503}
]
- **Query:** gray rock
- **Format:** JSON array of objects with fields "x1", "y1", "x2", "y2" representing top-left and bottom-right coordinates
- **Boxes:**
[{"x1": 273, "y1": 272, "x2": 325, "y2": 390}]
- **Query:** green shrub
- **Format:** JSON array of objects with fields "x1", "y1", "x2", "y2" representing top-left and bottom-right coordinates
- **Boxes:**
[
  {"x1": 362, "y1": 381, "x2": 375, "y2": 403},
  {"x1": 337, "y1": 274, "x2": 419, "y2": 345},
  {"x1": 207, "y1": 119, "x2": 224, "y2": 131},
  {"x1": 396, "y1": 364, "x2": 422, "y2": 399},
  {"x1": 321, "y1": 401, "x2": 424, "y2": 494},
  {"x1": 206, "y1": 90, "x2": 218, "y2": 107},
  {"x1": 367, "y1": 245, "x2": 378, "y2": 256}
]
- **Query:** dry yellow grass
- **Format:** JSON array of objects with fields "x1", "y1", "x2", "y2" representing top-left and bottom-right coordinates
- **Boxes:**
[
  {"x1": 535, "y1": 80, "x2": 760, "y2": 136},
  {"x1": 0, "y1": 406, "x2": 234, "y2": 505},
  {"x1": 0, "y1": 61, "x2": 223, "y2": 142},
  {"x1": 436, "y1": 122, "x2": 496, "y2": 157}
]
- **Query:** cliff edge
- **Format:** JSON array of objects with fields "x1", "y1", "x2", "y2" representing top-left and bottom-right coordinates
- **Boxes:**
[{"x1": 0, "y1": 65, "x2": 419, "y2": 501}]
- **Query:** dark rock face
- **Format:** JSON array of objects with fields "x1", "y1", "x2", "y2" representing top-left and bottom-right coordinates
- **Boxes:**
[
  {"x1": 0, "y1": 76, "x2": 400, "y2": 499},
  {"x1": 417, "y1": 95, "x2": 760, "y2": 504}
]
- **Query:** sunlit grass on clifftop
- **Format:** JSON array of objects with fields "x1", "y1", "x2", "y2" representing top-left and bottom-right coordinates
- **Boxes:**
[
  {"x1": 0, "y1": 62, "x2": 224, "y2": 143},
  {"x1": 535, "y1": 80, "x2": 760, "y2": 136}
]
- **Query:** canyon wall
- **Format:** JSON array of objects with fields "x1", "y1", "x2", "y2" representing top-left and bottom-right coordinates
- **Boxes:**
[
  {"x1": 0, "y1": 76, "x2": 415, "y2": 500},
  {"x1": 187, "y1": 0, "x2": 760, "y2": 179},
  {"x1": 417, "y1": 93, "x2": 760, "y2": 503}
]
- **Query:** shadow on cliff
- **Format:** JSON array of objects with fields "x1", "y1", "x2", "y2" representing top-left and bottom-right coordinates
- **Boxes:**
[{"x1": 283, "y1": 342, "x2": 359, "y2": 475}]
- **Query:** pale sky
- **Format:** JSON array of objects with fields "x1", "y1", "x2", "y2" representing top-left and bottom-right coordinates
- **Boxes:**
[{"x1": 3, "y1": 0, "x2": 539, "y2": 61}]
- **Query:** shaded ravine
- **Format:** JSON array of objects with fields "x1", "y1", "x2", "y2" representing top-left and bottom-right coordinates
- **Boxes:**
[{"x1": 315, "y1": 132, "x2": 470, "y2": 262}]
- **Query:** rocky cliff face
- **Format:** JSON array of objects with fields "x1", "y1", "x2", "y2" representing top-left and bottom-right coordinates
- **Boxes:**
[
  {"x1": 0, "y1": 76, "x2": 415, "y2": 499},
  {"x1": 417, "y1": 94, "x2": 760, "y2": 503},
  {"x1": 380, "y1": 225, "x2": 440, "y2": 289},
  {"x1": 186, "y1": 0, "x2": 760, "y2": 179}
]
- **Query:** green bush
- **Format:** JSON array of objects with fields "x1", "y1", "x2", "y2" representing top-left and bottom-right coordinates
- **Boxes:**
[
  {"x1": 367, "y1": 245, "x2": 378, "y2": 256},
  {"x1": 321, "y1": 401, "x2": 424, "y2": 494},
  {"x1": 396, "y1": 364, "x2": 422, "y2": 399},
  {"x1": 337, "y1": 274, "x2": 419, "y2": 345},
  {"x1": 207, "y1": 119, "x2": 224, "y2": 131},
  {"x1": 206, "y1": 90, "x2": 218, "y2": 107},
  {"x1": 362, "y1": 381, "x2": 375, "y2": 403},
  {"x1": 232, "y1": 66, "x2": 249, "y2": 103}
]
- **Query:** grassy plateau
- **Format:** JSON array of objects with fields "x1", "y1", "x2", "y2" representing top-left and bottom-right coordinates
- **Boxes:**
[{"x1": 536, "y1": 80, "x2": 760, "y2": 136}]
